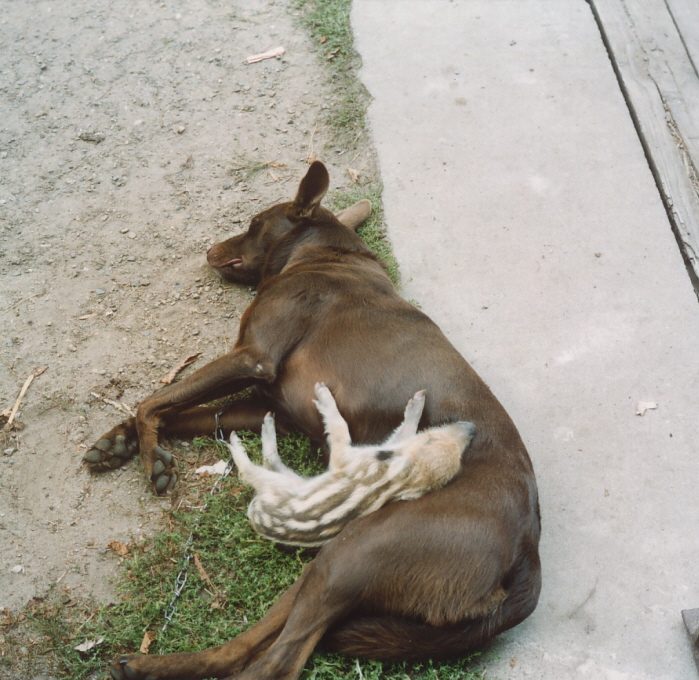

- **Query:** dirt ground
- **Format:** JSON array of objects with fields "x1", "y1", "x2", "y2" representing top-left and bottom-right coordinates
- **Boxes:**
[{"x1": 0, "y1": 0, "x2": 373, "y2": 628}]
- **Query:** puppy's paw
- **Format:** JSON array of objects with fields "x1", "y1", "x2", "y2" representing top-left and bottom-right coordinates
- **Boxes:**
[
  {"x1": 404, "y1": 389, "x2": 426, "y2": 422},
  {"x1": 312, "y1": 382, "x2": 336, "y2": 416}
]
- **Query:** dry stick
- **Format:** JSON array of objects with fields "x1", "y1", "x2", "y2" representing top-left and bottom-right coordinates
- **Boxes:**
[
  {"x1": 90, "y1": 392, "x2": 135, "y2": 417},
  {"x1": 306, "y1": 122, "x2": 318, "y2": 164},
  {"x1": 244, "y1": 45, "x2": 285, "y2": 65},
  {"x1": 160, "y1": 352, "x2": 201, "y2": 385},
  {"x1": 2, "y1": 366, "x2": 47, "y2": 430}
]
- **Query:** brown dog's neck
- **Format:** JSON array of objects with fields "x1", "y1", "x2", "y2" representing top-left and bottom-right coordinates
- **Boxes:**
[{"x1": 260, "y1": 218, "x2": 377, "y2": 283}]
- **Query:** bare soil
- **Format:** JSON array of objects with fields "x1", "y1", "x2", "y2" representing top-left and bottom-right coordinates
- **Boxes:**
[{"x1": 0, "y1": 0, "x2": 373, "y2": 633}]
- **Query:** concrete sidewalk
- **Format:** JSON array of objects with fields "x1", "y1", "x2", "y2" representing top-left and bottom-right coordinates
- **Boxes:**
[{"x1": 352, "y1": 1, "x2": 699, "y2": 678}]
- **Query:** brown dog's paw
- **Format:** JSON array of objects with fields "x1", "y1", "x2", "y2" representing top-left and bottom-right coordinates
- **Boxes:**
[
  {"x1": 150, "y1": 445, "x2": 178, "y2": 495},
  {"x1": 84, "y1": 420, "x2": 138, "y2": 471},
  {"x1": 110, "y1": 655, "x2": 155, "y2": 680}
]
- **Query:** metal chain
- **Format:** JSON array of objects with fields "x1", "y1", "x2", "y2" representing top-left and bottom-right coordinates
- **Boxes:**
[{"x1": 160, "y1": 412, "x2": 233, "y2": 634}]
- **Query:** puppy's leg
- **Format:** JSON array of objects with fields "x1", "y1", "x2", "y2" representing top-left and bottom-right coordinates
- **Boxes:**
[
  {"x1": 261, "y1": 412, "x2": 285, "y2": 472},
  {"x1": 229, "y1": 432, "x2": 273, "y2": 491},
  {"x1": 382, "y1": 389, "x2": 426, "y2": 446},
  {"x1": 260, "y1": 413, "x2": 304, "y2": 483},
  {"x1": 313, "y1": 383, "x2": 353, "y2": 471}
]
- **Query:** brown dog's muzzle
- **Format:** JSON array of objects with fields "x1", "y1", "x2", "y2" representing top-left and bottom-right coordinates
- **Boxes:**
[{"x1": 207, "y1": 239, "x2": 253, "y2": 282}]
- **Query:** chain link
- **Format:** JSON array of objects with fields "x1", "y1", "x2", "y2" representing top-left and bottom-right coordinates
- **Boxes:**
[{"x1": 160, "y1": 412, "x2": 234, "y2": 634}]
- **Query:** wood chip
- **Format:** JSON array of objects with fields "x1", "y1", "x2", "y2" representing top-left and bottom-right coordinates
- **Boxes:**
[
  {"x1": 244, "y1": 46, "x2": 285, "y2": 65},
  {"x1": 74, "y1": 637, "x2": 104, "y2": 653},
  {"x1": 159, "y1": 352, "x2": 201, "y2": 385}
]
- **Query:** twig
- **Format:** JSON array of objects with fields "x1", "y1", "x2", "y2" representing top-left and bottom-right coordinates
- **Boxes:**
[
  {"x1": 244, "y1": 46, "x2": 285, "y2": 65},
  {"x1": 90, "y1": 392, "x2": 135, "y2": 417},
  {"x1": 306, "y1": 123, "x2": 318, "y2": 164},
  {"x1": 2, "y1": 366, "x2": 47, "y2": 430},
  {"x1": 160, "y1": 352, "x2": 201, "y2": 385}
]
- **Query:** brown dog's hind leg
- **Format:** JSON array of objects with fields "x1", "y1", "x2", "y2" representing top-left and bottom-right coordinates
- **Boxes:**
[
  {"x1": 231, "y1": 557, "x2": 358, "y2": 680},
  {"x1": 111, "y1": 570, "x2": 308, "y2": 680}
]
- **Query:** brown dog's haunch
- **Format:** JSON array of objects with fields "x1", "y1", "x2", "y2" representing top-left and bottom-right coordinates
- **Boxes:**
[{"x1": 91, "y1": 162, "x2": 541, "y2": 680}]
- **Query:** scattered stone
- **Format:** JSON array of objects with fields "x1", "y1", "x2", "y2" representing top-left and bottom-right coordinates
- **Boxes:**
[{"x1": 77, "y1": 131, "x2": 105, "y2": 144}]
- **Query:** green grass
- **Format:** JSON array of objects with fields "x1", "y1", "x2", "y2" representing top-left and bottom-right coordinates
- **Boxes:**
[
  {"x1": 295, "y1": 0, "x2": 369, "y2": 143},
  {"x1": 295, "y1": 0, "x2": 399, "y2": 284}
]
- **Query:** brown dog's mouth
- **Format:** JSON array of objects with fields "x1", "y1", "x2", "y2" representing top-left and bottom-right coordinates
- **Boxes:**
[{"x1": 218, "y1": 257, "x2": 244, "y2": 268}]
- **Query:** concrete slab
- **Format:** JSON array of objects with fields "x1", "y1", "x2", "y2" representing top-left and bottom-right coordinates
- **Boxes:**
[{"x1": 352, "y1": 1, "x2": 699, "y2": 678}]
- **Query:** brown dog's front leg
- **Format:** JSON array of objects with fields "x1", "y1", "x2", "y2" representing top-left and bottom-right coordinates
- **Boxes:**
[
  {"x1": 86, "y1": 347, "x2": 276, "y2": 494},
  {"x1": 136, "y1": 348, "x2": 276, "y2": 493}
]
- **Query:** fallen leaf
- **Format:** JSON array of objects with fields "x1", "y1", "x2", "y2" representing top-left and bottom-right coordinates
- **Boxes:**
[
  {"x1": 140, "y1": 630, "x2": 155, "y2": 654},
  {"x1": 195, "y1": 460, "x2": 229, "y2": 476},
  {"x1": 107, "y1": 540, "x2": 129, "y2": 557},
  {"x1": 635, "y1": 401, "x2": 658, "y2": 416},
  {"x1": 346, "y1": 167, "x2": 360, "y2": 184},
  {"x1": 74, "y1": 637, "x2": 104, "y2": 653},
  {"x1": 194, "y1": 553, "x2": 214, "y2": 588}
]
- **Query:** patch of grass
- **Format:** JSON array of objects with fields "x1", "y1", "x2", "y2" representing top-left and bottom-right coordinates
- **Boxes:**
[
  {"x1": 295, "y1": 1, "x2": 400, "y2": 285},
  {"x1": 295, "y1": 0, "x2": 368, "y2": 144},
  {"x1": 22, "y1": 434, "x2": 482, "y2": 680}
]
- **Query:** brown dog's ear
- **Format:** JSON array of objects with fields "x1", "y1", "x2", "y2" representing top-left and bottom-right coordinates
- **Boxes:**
[
  {"x1": 292, "y1": 161, "x2": 330, "y2": 218},
  {"x1": 335, "y1": 199, "x2": 372, "y2": 232}
]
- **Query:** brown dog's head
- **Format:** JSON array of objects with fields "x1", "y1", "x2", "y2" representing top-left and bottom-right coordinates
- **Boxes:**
[{"x1": 207, "y1": 161, "x2": 366, "y2": 285}]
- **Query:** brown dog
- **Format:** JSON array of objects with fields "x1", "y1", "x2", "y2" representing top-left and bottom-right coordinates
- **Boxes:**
[{"x1": 91, "y1": 162, "x2": 541, "y2": 679}]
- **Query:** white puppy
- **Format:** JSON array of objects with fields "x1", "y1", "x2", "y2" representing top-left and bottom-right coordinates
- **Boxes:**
[{"x1": 229, "y1": 383, "x2": 476, "y2": 547}]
